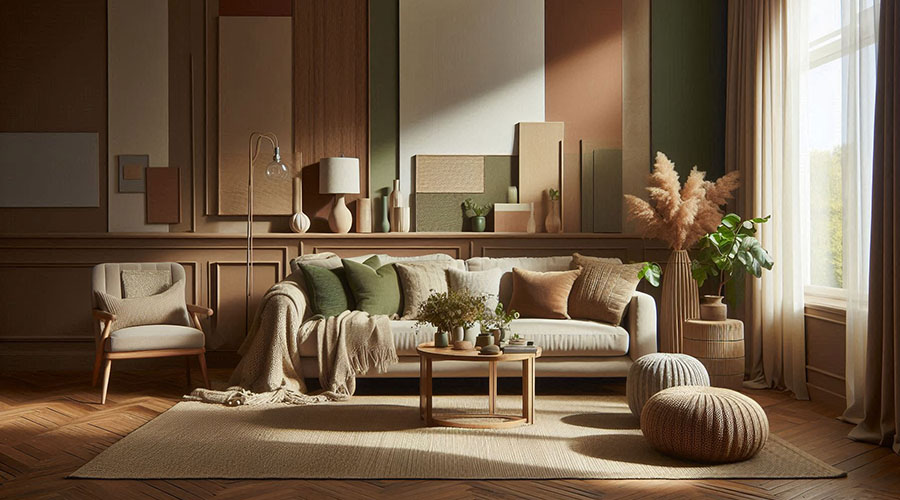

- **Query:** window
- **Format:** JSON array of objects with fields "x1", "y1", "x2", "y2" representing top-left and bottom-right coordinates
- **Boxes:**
[{"x1": 802, "y1": 0, "x2": 877, "y2": 301}]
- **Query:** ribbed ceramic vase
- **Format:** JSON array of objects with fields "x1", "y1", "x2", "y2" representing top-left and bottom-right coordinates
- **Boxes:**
[{"x1": 659, "y1": 249, "x2": 700, "y2": 353}]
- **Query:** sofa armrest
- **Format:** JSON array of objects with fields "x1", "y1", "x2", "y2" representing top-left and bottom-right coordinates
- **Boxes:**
[{"x1": 625, "y1": 291, "x2": 657, "y2": 361}]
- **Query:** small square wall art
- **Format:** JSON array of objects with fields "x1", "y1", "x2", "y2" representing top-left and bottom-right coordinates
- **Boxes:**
[{"x1": 117, "y1": 154, "x2": 148, "y2": 193}]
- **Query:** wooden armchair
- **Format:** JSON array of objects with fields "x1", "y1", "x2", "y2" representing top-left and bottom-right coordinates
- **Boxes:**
[{"x1": 91, "y1": 263, "x2": 214, "y2": 404}]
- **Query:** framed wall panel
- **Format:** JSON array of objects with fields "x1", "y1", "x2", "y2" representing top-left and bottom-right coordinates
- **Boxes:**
[
  {"x1": 218, "y1": 16, "x2": 293, "y2": 216},
  {"x1": 517, "y1": 122, "x2": 564, "y2": 233},
  {"x1": 0, "y1": 133, "x2": 100, "y2": 207}
]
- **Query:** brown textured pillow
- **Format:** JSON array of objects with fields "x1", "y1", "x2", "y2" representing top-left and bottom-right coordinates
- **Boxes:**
[
  {"x1": 508, "y1": 267, "x2": 582, "y2": 319},
  {"x1": 395, "y1": 262, "x2": 452, "y2": 320},
  {"x1": 568, "y1": 253, "x2": 643, "y2": 324},
  {"x1": 95, "y1": 279, "x2": 191, "y2": 331}
]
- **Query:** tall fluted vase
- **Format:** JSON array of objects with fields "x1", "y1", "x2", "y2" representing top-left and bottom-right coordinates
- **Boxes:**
[{"x1": 659, "y1": 249, "x2": 700, "y2": 353}]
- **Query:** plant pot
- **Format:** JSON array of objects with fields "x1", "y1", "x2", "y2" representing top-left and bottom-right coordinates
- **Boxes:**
[
  {"x1": 475, "y1": 334, "x2": 494, "y2": 348},
  {"x1": 433, "y1": 331, "x2": 449, "y2": 348},
  {"x1": 699, "y1": 295, "x2": 728, "y2": 321},
  {"x1": 471, "y1": 216, "x2": 486, "y2": 232},
  {"x1": 659, "y1": 249, "x2": 700, "y2": 353}
]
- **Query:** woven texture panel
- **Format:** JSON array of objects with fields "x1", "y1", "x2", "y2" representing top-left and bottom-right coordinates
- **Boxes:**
[
  {"x1": 640, "y1": 386, "x2": 769, "y2": 463},
  {"x1": 626, "y1": 353, "x2": 710, "y2": 416}
]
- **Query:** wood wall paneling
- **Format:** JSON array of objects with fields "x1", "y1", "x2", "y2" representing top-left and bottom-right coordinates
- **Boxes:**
[
  {"x1": 217, "y1": 16, "x2": 294, "y2": 216},
  {"x1": 295, "y1": 0, "x2": 370, "y2": 233},
  {"x1": 804, "y1": 305, "x2": 847, "y2": 409},
  {"x1": 650, "y1": 0, "x2": 727, "y2": 180},
  {"x1": 0, "y1": 0, "x2": 108, "y2": 233},
  {"x1": 545, "y1": 0, "x2": 623, "y2": 233},
  {"x1": 107, "y1": 0, "x2": 170, "y2": 232}
]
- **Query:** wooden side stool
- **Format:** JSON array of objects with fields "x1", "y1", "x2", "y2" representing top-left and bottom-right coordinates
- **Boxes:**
[{"x1": 683, "y1": 319, "x2": 744, "y2": 389}]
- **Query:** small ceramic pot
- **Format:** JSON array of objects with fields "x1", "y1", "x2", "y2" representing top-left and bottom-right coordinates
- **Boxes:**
[
  {"x1": 471, "y1": 216, "x2": 486, "y2": 232},
  {"x1": 452, "y1": 326, "x2": 466, "y2": 343},
  {"x1": 434, "y1": 331, "x2": 449, "y2": 348},
  {"x1": 699, "y1": 295, "x2": 728, "y2": 321},
  {"x1": 475, "y1": 334, "x2": 495, "y2": 348},
  {"x1": 453, "y1": 340, "x2": 474, "y2": 350}
]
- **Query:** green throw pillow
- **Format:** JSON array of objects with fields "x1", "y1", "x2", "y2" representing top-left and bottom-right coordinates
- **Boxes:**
[
  {"x1": 342, "y1": 258, "x2": 402, "y2": 316},
  {"x1": 299, "y1": 256, "x2": 380, "y2": 317}
]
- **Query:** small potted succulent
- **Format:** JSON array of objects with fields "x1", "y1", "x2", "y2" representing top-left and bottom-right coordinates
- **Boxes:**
[
  {"x1": 463, "y1": 198, "x2": 492, "y2": 232},
  {"x1": 416, "y1": 290, "x2": 486, "y2": 348},
  {"x1": 481, "y1": 301, "x2": 520, "y2": 346}
]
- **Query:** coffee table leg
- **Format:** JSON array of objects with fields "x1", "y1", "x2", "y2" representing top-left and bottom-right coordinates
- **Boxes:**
[
  {"x1": 419, "y1": 356, "x2": 425, "y2": 420},
  {"x1": 488, "y1": 360, "x2": 497, "y2": 415},
  {"x1": 522, "y1": 357, "x2": 535, "y2": 424},
  {"x1": 425, "y1": 357, "x2": 433, "y2": 426}
]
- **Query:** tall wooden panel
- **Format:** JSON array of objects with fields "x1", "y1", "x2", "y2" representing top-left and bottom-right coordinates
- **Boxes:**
[
  {"x1": 545, "y1": 0, "x2": 623, "y2": 233},
  {"x1": 294, "y1": 0, "x2": 369, "y2": 233},
  {"x1": 517, "y1": 122, "x2": 564, "y2": 233}
]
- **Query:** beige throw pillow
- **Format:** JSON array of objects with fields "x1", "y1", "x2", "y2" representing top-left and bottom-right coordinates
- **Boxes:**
[
  {"x1": 395, "y1": 262, "x2": 452, "y2": 320},
  {"x1": 568, "y1": 253, "x2": 643, "y2": 325},
  {"x1": 95, "y1": 279, "x2": 191, "y2": 331},
  {"x1": 121, "y1": 270, "x2": 172, "y2": 298},
  {"x1": 447, "y1": 268, "x2": 504, "y2": 312},
  {"x1": 508, "y1": 267, "x2": 582, "y2": 319}
]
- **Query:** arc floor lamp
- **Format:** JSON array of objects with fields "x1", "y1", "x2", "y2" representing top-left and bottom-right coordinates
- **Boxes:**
[{"x1": 246, "y1": 131, "x2": 289, "y2": 326}]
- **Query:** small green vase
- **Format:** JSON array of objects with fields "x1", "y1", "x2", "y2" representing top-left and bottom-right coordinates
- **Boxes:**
[
  {"x1": 434, "y1": 331, "x2": 449, "y2": 347},
  {"x1": 471, "y1": 216, "x2": 486, "y2": 232}
]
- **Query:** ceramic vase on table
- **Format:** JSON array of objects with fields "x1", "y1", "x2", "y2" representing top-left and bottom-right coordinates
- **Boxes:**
[
  {"x1": 699, "y1": 295, "x2": 728, "y2": 320},
  {"x1": 659, "y1": 249, "x2": 700, "y2": 353},
  {"x1": 434, "y1": 331, "x2": 449, "y2": 347},
  {"x1": 545, "y1": 198, "x2": 561, "y2": 233},
  {"x1": 289, "y1": 177, "x2": 310, "y2": 233}
]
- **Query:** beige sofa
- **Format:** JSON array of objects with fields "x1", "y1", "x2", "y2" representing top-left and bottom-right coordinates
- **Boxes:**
[{"x1": 288, "y1": 253, "x2": 658, "y2": 379}]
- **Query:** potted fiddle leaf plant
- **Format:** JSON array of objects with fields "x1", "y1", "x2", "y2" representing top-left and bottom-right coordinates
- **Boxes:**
[
  {"x1": 416, "y1": 290, "x2": 486, "y2": 348},
  {"x1": 691, "y1": 213, "x2": 774, "y2": 320},
  {"x1": 463, "y1": 198, "x2": 492, "y2": 232}
]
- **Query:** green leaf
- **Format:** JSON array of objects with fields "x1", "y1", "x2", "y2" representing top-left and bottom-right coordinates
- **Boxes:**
[
  {"x1": 638, "y1": 262, "x2": 661, "y2": 287},
  {"x1": 721, "y1": 213, "x2": 741, "y2": 229},
  {"x1": 750, "y1": 215, "x2": 771, "y2": 224}
]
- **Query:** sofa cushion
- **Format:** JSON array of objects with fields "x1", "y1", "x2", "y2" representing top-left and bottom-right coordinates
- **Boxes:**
[
  {"x1": 509, "y1": 267, "x2": 581, "y2": 319},
  {"x1": 568, "y1": 253, "x2": 643, "y2": 325},
  {"x1": 299, "y1": 265, "x2": 355, "y2": 318},
  {"x1": 106, "y1": 324, "x2": 204, "y2": 352},
  {"x1": 508, "y1": 318, "x2": 629, "y2": 357},
  {"x1": 395, "y1": 262, "x2": 453, "y2": 319},
  {"x1": 465, "y1": 255, "x2": 620, "y2": 308},
  {"x1": 121, "y1": 269, "x2": 172, "y2": 298},
  {"x1": 343, "y1": 259, "x2": 402, "y2": 317},
  {"x1": 447, "y1": 267, "x2": 504, "y2": 311}
]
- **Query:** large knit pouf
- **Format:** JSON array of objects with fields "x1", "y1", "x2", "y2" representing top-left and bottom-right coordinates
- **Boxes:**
[
  {"x1": 640, "y1": 386, "x2": 769, "y2": 463},
  {"x1": 626, "y1": 353, "x2": 710, "y2": 416}
]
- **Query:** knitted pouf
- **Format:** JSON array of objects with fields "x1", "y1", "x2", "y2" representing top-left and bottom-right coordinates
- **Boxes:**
[
  {"x1": 640, "y1": 386, "x2": 769, "y2": 463},
  {"x1": 626, "y1": 353, "x2": 710, "y2": 417}
]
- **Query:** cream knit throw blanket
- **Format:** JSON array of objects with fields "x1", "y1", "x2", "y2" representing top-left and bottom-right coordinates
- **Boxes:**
[{"x1": 187, "y1": 278, "x2": 397, "y2": 406}]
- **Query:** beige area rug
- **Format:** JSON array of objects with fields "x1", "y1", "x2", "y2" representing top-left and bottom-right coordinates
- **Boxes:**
[{"x1": 71, "y1": 395, "x2": 844, "y2": 480}]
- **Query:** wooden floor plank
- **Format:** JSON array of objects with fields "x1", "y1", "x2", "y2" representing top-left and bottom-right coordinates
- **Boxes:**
[{"x1": 1, "y1": 369, "x2": 899, "y2": 499}]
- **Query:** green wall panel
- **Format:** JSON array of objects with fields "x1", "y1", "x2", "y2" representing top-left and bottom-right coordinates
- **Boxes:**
[
  {"x1": 369, "y1": 0, "x2": 399, "y2": 229},
  {"x1": 650, "y1": 0, "x2": 727, "y2": 179},
  {"x1": 415, "y1": 156, "x2": 516, "y2": 232}
]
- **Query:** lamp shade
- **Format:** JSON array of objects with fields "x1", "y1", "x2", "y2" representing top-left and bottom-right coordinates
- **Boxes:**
[{"x1": 319, "y1": 157, "x2": 360, "y2": 194}]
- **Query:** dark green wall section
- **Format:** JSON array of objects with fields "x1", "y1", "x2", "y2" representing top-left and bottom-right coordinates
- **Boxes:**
[
  {"x1": 369, "y1": 0, "x2": 399, "y2": 229},
  {"x1": 650, "y1": 0, "x2": 727, "y2": 179}
]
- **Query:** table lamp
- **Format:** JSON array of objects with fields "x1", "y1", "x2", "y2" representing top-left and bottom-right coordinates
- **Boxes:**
[{"x1": 319, "y1": 157, "x2": 360, "y2": 233}]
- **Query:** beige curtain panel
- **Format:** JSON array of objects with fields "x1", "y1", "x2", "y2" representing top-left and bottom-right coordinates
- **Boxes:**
[
  {"x1": 725, "y1": 0, "x2": 809, "y2": 399},
  {"x1": 849, "y1": 0, "x2": 899, "y2": 455}
]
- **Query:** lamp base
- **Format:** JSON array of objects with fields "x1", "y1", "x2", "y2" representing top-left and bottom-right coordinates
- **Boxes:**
[{"x1": 328, "y1": 194, "x2": 353, "y2": 233}]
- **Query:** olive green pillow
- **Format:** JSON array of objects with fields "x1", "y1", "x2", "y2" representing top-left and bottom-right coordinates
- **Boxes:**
[
  {"x1": 299, "y1": 256, "x2": 380, "y2": 317},
  {"x1": 342, "y1": 258, "x2": 402, "y2": 317}
]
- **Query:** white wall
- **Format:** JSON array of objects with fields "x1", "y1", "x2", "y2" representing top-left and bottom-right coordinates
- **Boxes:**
[
  {"x1": 107, "y1": 0, "x2": 169, "y2": 232},
  {"x1": 399, "y1": 0, "x2": 545, "y2": 220}
]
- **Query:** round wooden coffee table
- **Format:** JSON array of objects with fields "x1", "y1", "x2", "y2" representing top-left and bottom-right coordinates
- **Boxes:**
[{"x1": 417, "y1": 342, "x2": 542, "y2": 429}]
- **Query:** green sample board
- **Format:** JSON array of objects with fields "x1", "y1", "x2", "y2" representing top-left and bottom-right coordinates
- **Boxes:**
[{"x1": 415, "y1": 156, "x2": 516, "y2": 232}]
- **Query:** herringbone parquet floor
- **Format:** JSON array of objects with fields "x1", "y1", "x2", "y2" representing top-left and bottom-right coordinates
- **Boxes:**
[{"x1": 1, "y1": 368, "x2": 899, "y2": 500}]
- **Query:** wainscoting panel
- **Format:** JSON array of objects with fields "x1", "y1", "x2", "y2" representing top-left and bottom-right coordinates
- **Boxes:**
[{"x1": 804, "y1": 304, "x2": 847, "y2": 410}]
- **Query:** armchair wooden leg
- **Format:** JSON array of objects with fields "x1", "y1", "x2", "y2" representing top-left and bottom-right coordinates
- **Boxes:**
[
  {"x1": 91, "y1": 349, "x2": 104, "y2": 387},
  {"x1": 100, "y1": 360, "x2": 112, "y2": 404},
  {"x1": 198, "y1": 353, "x2": 210, "y2": 389}
]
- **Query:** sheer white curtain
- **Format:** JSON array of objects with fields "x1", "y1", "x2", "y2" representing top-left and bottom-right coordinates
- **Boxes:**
[
  {"x1": 841, "y1": 0, "x2": 879, "y2": 424},
  {"x1": 726, "y1": 0, "x2": 810, "y2": 399}
]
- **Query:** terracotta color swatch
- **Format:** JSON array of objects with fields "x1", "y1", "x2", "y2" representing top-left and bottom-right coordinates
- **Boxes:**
[{"x1": 146, "y1": 167, "x2": 181, "y2": 224}]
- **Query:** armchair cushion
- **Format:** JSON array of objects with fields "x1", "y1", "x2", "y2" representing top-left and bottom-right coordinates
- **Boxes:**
[
  {"x1": 95, "y1": 279, "x2": 191, "y2": 331},
  {"x1": 106, "y1": 324, "x2": 204, "y2": 352},
  {"x1": 121, "y1": 269, "x2": 172, "y2": 298}
]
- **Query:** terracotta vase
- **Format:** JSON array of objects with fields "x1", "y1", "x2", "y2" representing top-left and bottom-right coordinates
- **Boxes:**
[
  {"x1": 545, "y1": 199, "x2": 561, "y2": 233},
  {"x1": 659, "y1": 249, "x2": 700, "y2": 353},
  {"x1": 699, "y1": 295, "x2": 728, "y2": 321}
]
